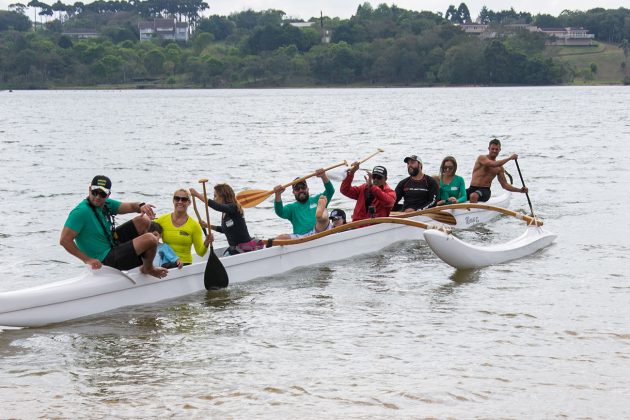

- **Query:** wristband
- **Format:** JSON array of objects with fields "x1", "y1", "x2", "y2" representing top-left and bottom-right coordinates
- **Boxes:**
[{"x1": 138, "y1": 202, "x2": 145, "y2": 212}]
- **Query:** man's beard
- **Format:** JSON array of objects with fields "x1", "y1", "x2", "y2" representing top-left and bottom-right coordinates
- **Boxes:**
[
  {"x1": 408, "y1": 167, "x2": 419, "y2": 177},
  {"x1": 296, "y1": 192, "x2": 309, "y2": 203}
]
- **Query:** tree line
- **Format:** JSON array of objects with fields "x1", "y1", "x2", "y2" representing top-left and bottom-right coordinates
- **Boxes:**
[{"x1": 1, "y1": 2, "x2": 629, "y2": 89}]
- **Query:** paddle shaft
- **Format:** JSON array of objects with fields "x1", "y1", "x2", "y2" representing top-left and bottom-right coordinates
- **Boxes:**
[
  {"x1": 190, "y1": 193, "x2": 207, "y2": 236},
  {"x1": 236, "y1": 160, "x2": 348, "y2": 208},
  {"x1": 514, "y1": 159, "x2": 536, "y2": 218},
  {"x1": 201, "y1": 181, "x2": 212, "y2": 232},
  {"x1": 356, "y1": 148, "x2": 384, "y2": 165},
  {"x1": 279, "y1": 160, "x2": 348, "y2": 190}
]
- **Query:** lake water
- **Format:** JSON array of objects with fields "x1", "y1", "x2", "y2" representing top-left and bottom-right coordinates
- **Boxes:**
[{"x1": 0, "y1": 87, "x2": 629, "y2": 418}]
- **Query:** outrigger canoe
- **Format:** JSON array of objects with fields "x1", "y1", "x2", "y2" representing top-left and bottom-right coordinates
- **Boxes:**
[
  {"x1": 424, "y1": 224, "x2": 557, "y2": 270},
  {"x1": 422, "y1": 202, "x2": 556, "y2": 269},
  {"x1": 0, "y1": 194, "x2": 512, "y2": 328}
]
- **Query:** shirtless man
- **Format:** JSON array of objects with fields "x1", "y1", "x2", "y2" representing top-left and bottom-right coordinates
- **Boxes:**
[
  {"x1": 60, "y1": 175, "x2": 167, "y2": 278},
  {"x1": 467, "y1": 139, "x2": 528, "y2": 203}
]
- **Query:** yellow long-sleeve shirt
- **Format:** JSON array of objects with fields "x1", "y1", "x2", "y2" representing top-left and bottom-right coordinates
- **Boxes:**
[{"x1": 155, "y1": 214, "x2": 207, "y2": 264}]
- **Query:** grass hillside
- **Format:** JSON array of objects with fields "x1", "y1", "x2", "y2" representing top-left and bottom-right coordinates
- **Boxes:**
[{"x1": 545, "y1": 42, "x2": 629, "y2": 84}]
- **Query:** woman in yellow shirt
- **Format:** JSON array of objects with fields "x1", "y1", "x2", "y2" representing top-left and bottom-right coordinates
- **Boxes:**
[{"x1": 155, "y1": 188, "x2": 211, "y2": 264}]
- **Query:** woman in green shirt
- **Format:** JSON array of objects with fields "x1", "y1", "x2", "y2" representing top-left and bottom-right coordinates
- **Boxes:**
[{"x1": 437, "y1": 156, "x2": 467, "y2": 205}]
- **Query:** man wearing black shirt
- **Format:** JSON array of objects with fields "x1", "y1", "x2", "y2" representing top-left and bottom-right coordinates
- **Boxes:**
[{"x1": 394, "y1": 155, "x2": 439, "y2": 212}]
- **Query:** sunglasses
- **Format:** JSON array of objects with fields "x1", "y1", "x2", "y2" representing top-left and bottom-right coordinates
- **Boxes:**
[
  {"x1": 331, "y1": 216, "x2": 342, "y2": 221},
  {"x1": 443, "y1": 166, "x2": 454, "y2": 170},
  {"x1": 90, "y1": 189, "x2": 108, "y2": 198},
  {"x1": 293, "y1": 185, "x2": 308, "y2": 191},
  {"x1": 372, "y1": 174, "x2": 383, "y2": 180},
  {"x1": 173, "y1": 196, "x2": 190, "y2": 202}
]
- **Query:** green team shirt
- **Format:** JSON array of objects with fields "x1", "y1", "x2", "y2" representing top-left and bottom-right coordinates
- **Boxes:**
[
  {"x1": 64, "y1": 198, "x2": 122, "y2": 261},
  {"x1": 274, "y1": 181, "x2": 335, "y2": 235},
  {"x1": 439, "y1": 175, "x2": 467, "y2": 203}
]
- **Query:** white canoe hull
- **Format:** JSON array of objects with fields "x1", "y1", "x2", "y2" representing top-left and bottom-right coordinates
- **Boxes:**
[
  {"x1": 0, "y1": 194, "x2": 510, "y2": 327},
  {"x1": 423, "y1": 225, "x2": 557, "y2": 270}
]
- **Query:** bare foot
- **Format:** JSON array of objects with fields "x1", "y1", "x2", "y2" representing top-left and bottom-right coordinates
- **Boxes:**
[
  {"x1": 315, "y1": 196, "x2": 330, "y2": 233},
  {"x1": 140, "y1": 265, "x2": 168, "y2": 279},
  {"x1": 316, "y1": 195, "x2": 328, "y2": 219}
]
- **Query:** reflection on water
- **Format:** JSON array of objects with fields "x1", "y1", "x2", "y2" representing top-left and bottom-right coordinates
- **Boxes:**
[{"x1": 449, "y1": 268, "x2": 482, "y2": 284}]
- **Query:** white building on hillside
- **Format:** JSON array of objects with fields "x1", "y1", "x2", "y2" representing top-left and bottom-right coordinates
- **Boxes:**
[{"x1": 139, "y1": 18, "x2": 188, "y2": 42}]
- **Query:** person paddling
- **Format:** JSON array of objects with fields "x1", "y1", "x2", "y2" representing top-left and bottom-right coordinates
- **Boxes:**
[
  {"x1": 467, "y1": 138, "x2": 528, "y2": 203},
  {"x1": 273, "y1": 168, "x2": 335, "y2": 239},
  {"x1": 190, "y1": 183, "x2": 264, "y2": 255},
  {"x1": 60, "y1": 175, "x2": 167, "y2": 278}
]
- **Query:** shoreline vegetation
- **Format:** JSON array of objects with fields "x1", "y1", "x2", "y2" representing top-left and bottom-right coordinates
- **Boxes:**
[{"x1": 1, "y1": 2, "x2": 629, "y2": 90}]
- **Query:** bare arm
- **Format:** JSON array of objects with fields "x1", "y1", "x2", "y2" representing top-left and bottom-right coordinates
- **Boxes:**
[
  {"x1": 118, "y1": 201, "x2": 156, "y2": 219},
  {"x1": 478, "y1": 153, "x2": 518, "y2": 168},
  {"x1": 497, "y1": 169, "x2": 527, "y2": 193},
  {"x1": 60, "y1": 226, "x2": 102, "y2": 269}
]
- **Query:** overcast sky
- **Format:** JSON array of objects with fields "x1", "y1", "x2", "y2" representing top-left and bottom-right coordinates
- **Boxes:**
[{"x1": 1, "y1": 1, "x2": 627, "y2": 20}]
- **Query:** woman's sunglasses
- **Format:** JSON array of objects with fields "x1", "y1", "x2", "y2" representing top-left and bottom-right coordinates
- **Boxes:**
[{"x1": 173, "y1": 196, "x2": 190, "y2": 202}]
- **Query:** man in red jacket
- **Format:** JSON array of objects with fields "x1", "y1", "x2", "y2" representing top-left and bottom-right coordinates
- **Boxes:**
[{"x1": 340, "y1": 164, "x2": 396, "y2": 221}]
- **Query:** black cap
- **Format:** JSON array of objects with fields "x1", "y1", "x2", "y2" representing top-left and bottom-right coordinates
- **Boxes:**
[
  {"x1": 292, "y1": 177, "x2": 307, "y2": 189},
  {"x1": 372, "y1": 165, "x2": 387, "y2": 177},
  {"x1": 91, "y1": 175, "x2": 112, "y2": 194},
  {"x1": 330, "y1": 208, "x2": 346, "y2": 221},
  {"x1": 403, "y1": 155, "x2": 422, "y2": 165}
]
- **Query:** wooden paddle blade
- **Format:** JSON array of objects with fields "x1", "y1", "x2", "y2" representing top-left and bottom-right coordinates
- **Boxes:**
[
  {"x1": 236, "y1": 189, "x2": 273, "y2": 208},
  {"x1": 204, "y1": 246, "x2": 229, "y2": 289},
  {"x1": 425, "y1": 211, "x2": 457, "y2": 225}
]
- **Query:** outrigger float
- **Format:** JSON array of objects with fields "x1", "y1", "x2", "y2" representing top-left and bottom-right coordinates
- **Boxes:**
[{"x1": 0, "y1": 193, "x2": 555, "y2": 328}]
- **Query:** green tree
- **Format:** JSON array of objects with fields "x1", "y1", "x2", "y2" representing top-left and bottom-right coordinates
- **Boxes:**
[
  {"x1": 143, "y1": 49, "x2": 165, "y2": 75},
  {"x1": 0, "y1": 10, "x2": 31, "y2": 31},
  {"x1": 457, "y1": 3, "x2": 471, "y2": 23},
  {"x1": 197, "y1": 15, "x2": 235, "y2": 40},
  {"x1": 619, "y1": 38, "x2": 630, "y2": 74},
  {"x1": 438, "y1": 41, "x2": 484, "y2": 84},
  {"x1": 192, "y1": 31, "x2": 214, "y2": 54}
]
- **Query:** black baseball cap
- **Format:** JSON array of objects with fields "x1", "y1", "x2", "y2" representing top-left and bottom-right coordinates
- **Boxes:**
[
  {"x1": 330, "y1": 208, "x2": 346, "y2": 221},
  {"x1": 372, "y1": 165, "x2": 387, "y2": 177},
  {"x1": 91, "y1": 175, "x2": 112, "y2": 194}
]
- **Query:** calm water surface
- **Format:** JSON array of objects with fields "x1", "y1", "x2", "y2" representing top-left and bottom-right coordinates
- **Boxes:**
[{"x1": 0, "y1": 87, "x2": 629, "y2": 418}]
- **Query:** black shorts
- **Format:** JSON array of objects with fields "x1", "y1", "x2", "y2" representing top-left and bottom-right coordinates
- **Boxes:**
[
  {"x1": 102, "y1": 220, "x2": 143, "y2": 270},
  {"x1": 466, "y1": 186, "x2": 492, "y2": 202}
]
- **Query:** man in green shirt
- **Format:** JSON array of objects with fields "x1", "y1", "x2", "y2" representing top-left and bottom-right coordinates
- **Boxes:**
[
  {"x1": 60, "y1": 175, "x2": 167, "y2": 278},
  {"x1": 273, "y1": 168, "x2": 335, "y2": 238}
]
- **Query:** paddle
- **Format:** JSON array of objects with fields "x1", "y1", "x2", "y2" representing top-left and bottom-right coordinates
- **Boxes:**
[
  {"x1": 433, "y1": 203, "x2": 543, "y2": 226},
  {"x1": 190, "y1": 193, "x2": 207, "y2": 236},
  {"x1": 514, "y1": 159, "x2": 536, "y2": 219},
  {"x1": 236, "y1": 160, "x2": 348, "y2": 208},
  {"x1": 330, "y1": 148, "x2": 385, "y2": 181},
  {"x1": 356, "y1": 148, "x2": 385, "y2": 165},
  {"x1": 267, "y1": 216, "x2": 433, "y2": 246},
  {"x1": 199, "y1": 178, "x2": 229, "y2": 289},
  {"x1": 392, "y1": 209, "x2": 457, "y2": 225}
]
